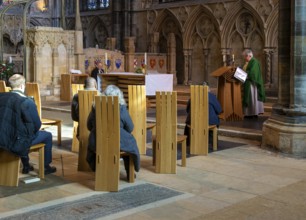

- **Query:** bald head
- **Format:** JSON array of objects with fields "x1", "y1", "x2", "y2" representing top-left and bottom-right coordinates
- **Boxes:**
[{"x1": 84, "y1": 77, "x2": 97, "y2": 90}]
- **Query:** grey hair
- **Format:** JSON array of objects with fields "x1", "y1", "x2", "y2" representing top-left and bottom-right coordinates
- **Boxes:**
[
  {"x1": 9, "y1": 74, "x2": 25, "y2": 89},
  {"x1": 103, "y1": 85, "x2": 126, "y2": 105},
  {"x1": 84, "y1": 77, "x2": 97, "y2": 90},
  {"x1": 243, "y1": 49, "x2": 253, "y2": 57}
]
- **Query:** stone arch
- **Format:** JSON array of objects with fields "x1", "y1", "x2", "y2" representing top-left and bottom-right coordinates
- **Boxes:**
[
  {"x1": 183, "y1": 5, "x2": 220, "y2": 49},
  {"x1": 221, "y1": 1, "x2": 265, "y2": 48},
  {"x1": 150, "y1": 9, "x2": 182, "y2": 34},
  {"x1": 265, "y1": 5, "x2": 278, "y2": 47},
  {"x1": 86, "y1": 16, "x2": 109, "y2": 48}
]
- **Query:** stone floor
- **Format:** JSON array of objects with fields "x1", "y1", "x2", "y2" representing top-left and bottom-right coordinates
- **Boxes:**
[{"x1": 1, "y1": 109, "x2": 306, "y2": 220}]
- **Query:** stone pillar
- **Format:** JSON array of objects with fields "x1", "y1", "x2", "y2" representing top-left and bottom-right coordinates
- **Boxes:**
[
  {"x1": 203, "y1": 48, "x2": 210, "y2": 82},
  {"x1": 262, "y1": 0, "x2": 306, "y2": 157},
  {"x1": 167, "y1": 33, "x2": 177, "y2": 84},
  {"x1": 33, "y1": 46, "x2": 43, "y2": 83},
  {"x1": 113, "y1": 0, "x2": 122, "y2": 49},
  {"x1": 52, "y1": 47, "x2": 59, "y2": 85},
  {"x1": 188, "y1": 49, "x2": 193, "y2": 83},
  {"x1": 264, "y1": 48, "x2": 274, "y2": 88},
  {"x1": 74, "y1": 0, "x2": 85, "y2": 73},
  {"x1": 183, "y1": 49, "x2": 189, "y2": 85},
  {"x1": 124, "y1": 37, "x2": 135, "y2": 72},
  {"x1": 106, "y1": 38, "x2": 117, "y2": 51},
  {"x1": 149, "y1": 32, "x2": 160, "y2": 53},
  {"x1": 61, "y1": 0, "x2": 66, "y2": 29}
]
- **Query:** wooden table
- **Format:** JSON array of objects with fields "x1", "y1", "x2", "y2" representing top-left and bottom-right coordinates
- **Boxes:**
[{"x1": 60, "y1": 74, "x2": 89, "y2": 101}]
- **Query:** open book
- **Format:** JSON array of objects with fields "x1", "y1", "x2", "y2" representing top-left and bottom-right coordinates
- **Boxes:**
[{"x1": 234, "y1": 67, "x2": 247, "y2": 83}]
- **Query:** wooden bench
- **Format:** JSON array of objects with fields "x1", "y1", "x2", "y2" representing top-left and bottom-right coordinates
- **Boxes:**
[
  {"x1": 71, "y1": 84, "x2": 85, "y2": 153},
  {"x1": 0, "y1": 80, "x2": 11, "y2": 92},
  {"x1": 78, "y1": 90, "x2": 98, "y2": 171},
  {"x1": 0, "y1": 143, "x2": 45, "y2": 187},
  {"x1": 152, "y1": 92, "x2": 187, "y2": 174},
  {"x1": 26, "y1": 83, "x2": 62, "y2": 146},
  {"x1": 95, "y1": 95, "x2": 135, "y2": 192}
]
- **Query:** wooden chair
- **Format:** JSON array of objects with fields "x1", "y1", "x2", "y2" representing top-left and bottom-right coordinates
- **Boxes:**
[
  {"x1": 190, "y1": 85, "x2": 210, "y2": 155},
  {"x1": 25, "y1": 83, "x2": 62, "y2": 146},
  {"x1": 95, "y1": 96, "x2": 135, "y2": 192},
  {"x1": 0, "y1": 80, "x2": 10, "y2": 92},
  {"x1": 71, "y1": 84, "x2": 85, "y2": 153},
  {"x1": 78, "y1": 90, "x2": 98, "y2": 171},
  {"x1": 0, "y1": 143, "x2": 45, "y2": 187},
  {"x1": 128, "y1": 85, "x2": 147, "y2": 155},
  {"x1": 152, "y1": 92, "x2": 186, "y2": 174}
]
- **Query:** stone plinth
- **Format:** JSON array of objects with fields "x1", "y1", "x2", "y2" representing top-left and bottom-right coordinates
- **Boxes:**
[{"x1": 262, "y1": 119, "x2": 306, "y2": 157}]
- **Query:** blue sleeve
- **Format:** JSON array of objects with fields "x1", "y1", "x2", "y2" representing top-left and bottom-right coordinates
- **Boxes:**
[
  {"x1": 121, "y1": 106, "x2": 134, "y2": 133},
  {"x1": 21, "y1": 99, "x2": 41, "y2": 133},
  {"x1": 209, "y1": 93, "x2": 222, "y2": 115}
]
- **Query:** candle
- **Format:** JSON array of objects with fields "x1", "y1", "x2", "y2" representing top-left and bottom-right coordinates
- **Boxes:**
[
  {"x1": 223, "y1": 54, "x2": 226, "y2": 62},
  {"x1": 144, "y1": 52, "x2": 147, "y2": 65},
  {"x1": 105, "y1": 53, "x2": 108, "y2": 65},
  {"x1": 232, "y1": 54, "x2": 235, "y2": 62}
]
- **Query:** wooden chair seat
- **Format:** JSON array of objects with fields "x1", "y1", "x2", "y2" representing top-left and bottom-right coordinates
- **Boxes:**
[
  {"x1": 187, "y1": 124, "x2": 218, "y2": 151},
  {"x1": 0, "y1": 143, "x2": 45, "y2": 187}
]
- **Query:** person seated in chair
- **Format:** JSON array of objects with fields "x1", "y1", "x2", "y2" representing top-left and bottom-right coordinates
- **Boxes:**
[
  {"x1": 86, "y1": 85, "x2": 140, "y2": 181},
  {"x1": 71, "y1": 77, "x2": 98, "y2": 139},
  {"x1": 184, "y1": 81, "x2": 222, "y2": 147},
  {"x1": 0, "y1": 74, "x2": 56, "y2": 175}
]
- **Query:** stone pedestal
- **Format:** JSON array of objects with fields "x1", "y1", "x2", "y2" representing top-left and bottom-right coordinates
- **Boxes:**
[
  {"x1": 74, "y1": 31, "x2": 85, "y2": 74},
  {"x1": 262, "y1": 0, "x2": 306, "y2": 157}
]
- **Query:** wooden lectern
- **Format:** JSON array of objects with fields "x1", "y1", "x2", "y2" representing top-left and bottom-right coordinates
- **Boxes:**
[{"x1": 211, "y1": 66, "x2": 243, "y2": 121}]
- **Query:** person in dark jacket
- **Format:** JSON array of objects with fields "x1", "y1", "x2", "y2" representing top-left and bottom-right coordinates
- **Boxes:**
[
  {"x1": 184, "y1": 82, "x2": 222, "y2": 146},
  {"x1": 91, "y1": 62, "x2": 104, "y2": 82},
  {"x1": 86, "y1": 85, "x2": 140, "y2": 180},
  {"x1": 4, "y1": 74, "x2": 56, "y2": 174},
  {"x1": 71, "y1": 77, "x2": 97, "y2": 139}
]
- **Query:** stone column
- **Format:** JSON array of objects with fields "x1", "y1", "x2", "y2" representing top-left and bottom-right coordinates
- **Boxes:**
[
  {"x1": 262, "y1": 0, "x2": 306, "y2": 157},
  {"x1": 74, "y1": 0, "x2": 85, "y2": 73},
  {"x1": 149, "y1": 32, "x2": 160, "y2": 53},
  {"x1": 52, "y1": 47, "x2": 59, "y2": 85},
  {"x1": 113, "y1": 0, "x2": 123, "y2": 49},
  {"x1": 183, "y1": 49, "x2": 189, "y2": 85},
  {"x1": 33, "y1": 46, "x2": 43, "y2": 83},
  {"x1": 264, "y1": 48, "x2": 273, "y2": 88},
  {"x1": 221, "y1": 48, "x2": 228, "y2": 66},
  {"x1": 167, "y1": 33, "x2": 177, "y2": 84},
  {"x1": 203, "y1": 48, "x2": 210, "y2": 82},
  {"x1": 61, "y1": 0, "x2": 66, "y2": 29},
  {"x1": 188, "y1": 49, "x2": 193, "y2": 83},
  {"x1": 124, "y1": 37, "x2": 135, "y2": 72},
  {"x1": 106, "y1": 38, "x2": 117, "y2": 51}
]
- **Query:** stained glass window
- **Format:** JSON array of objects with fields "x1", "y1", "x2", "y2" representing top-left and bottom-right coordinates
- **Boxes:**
[{"x1": 87, "y1": 0, "x2": 109, "y2": 10}]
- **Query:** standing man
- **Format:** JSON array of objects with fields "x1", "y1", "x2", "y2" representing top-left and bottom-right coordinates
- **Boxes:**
[{"x1": 242, "y1": 49, "x2": 265, "y2": 118}]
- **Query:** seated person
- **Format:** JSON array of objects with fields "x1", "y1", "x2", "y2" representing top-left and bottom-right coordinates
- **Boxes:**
[
  {"x1": 71, "y1": 77, "x2": 98, "y2": 139},
  {"x1": 184, "y1": 81, "x2": 222, "y2": 146},
  {"x1": 0, "y1": 74, "x2": 56, "y2": 174},
  {"x1": 91, "y1": 62, "x2": 104, "y2": 82},
  {"x1": 86, "y1": 85, "x2": 140, "y2": 180}
]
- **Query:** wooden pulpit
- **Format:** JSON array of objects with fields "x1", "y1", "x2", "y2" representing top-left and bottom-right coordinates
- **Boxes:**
[{"x1": 211, "y1": 66, "x2": 243, "y2": 121}]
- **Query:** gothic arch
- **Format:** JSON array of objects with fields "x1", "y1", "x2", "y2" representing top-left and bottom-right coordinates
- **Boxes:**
[
  {"x1": 86, "y1": 16, "x2": 109, "y2": 48},
  {"x1": 150, "y1": 9, "x2": 182, "y2": 34},
  {"x1": 221, "y1": 1, "x2": 265, "y2": 48},
  {"x1": 265, "y1": 4, "x2": 278, "y2": 47},
  {"x1": 183, "y1": 5, "x2": 220, "y2": 49}
]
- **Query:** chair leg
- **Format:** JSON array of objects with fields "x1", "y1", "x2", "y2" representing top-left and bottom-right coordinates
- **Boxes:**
[
  {"x1": 57, "y1": 121, "x2": 62, "y2": 146},
  {"x1": 128, "y1": 155, "x2": 135, "y2": 183},
  {"x1": 213, "y1": 127, "x2": 218, "y2": 151},
  {"x1": 152, "y1": 139, "x2": 156, "y2": 166},
  {"x1": 39, "y1": 147, "x2": 45, "y2": 179},
  {"x1": 181, "y1": 139, "x2": 187, "y2": 167}
]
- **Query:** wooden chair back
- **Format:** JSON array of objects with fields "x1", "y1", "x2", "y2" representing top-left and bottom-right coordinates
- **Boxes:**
[
  {"x1": 71, "y1": 84, "x2": 85, "y2": 153},
  {"x1": 155, "y1": 91, "x2": 177, "y2": 174},
  {"x1": 95, "y1": 96, "x2": 120, "y2": 191},
  {"x1": 128, "y1": 85, "x2": 146, "y2": 155},
  {"x1": 78, "y1": 90, "x2": 98, "y2": 171},
  {"x1": 0, "y1": 80, "x2": 7, "y2": 92},
  {"x1": 25, "y1": 82, "x2": 41, "y2": 118},
  {"x1": 190, "y1": 85, "x2": 209, "y2": 155}
]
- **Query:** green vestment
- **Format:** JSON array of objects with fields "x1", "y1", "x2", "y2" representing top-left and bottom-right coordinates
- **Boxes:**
[{"x1": 243, "y1": 57, "x2": 266, "y2": 107}]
